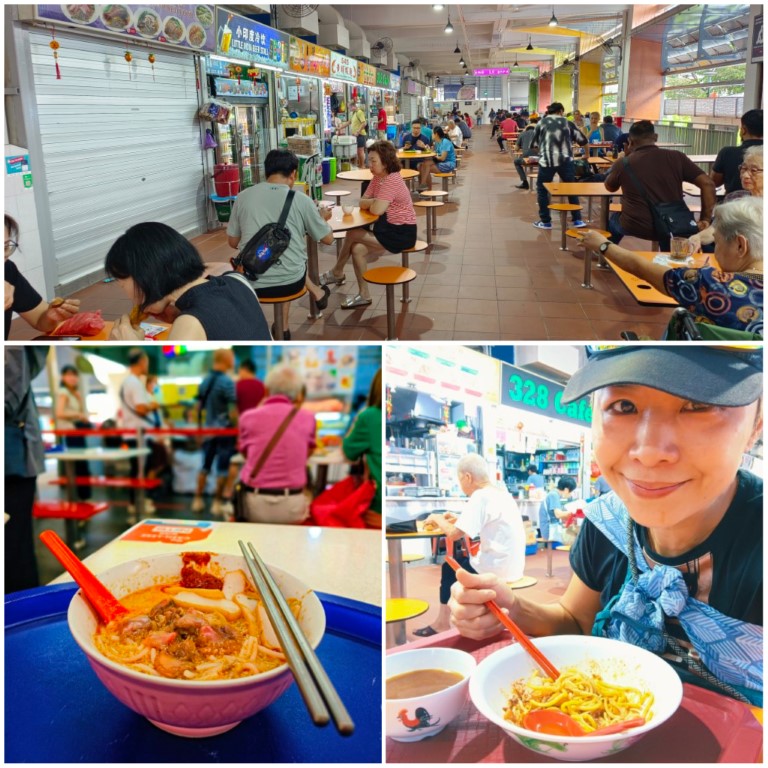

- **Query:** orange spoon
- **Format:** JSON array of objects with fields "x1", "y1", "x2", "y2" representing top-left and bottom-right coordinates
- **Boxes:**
[
  {"x1": 445, "y1": 556, "x2": 560, "y2": 679},
  {"x1": 39, "y1": 530, "x2": 128, "y2": 624},
  {"x1": 524, "y1": 710, "x2": 647, "y2": 737}
]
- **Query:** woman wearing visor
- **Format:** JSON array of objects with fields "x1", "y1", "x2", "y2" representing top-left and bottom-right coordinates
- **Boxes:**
[{"x1": 449, "y1": 345, "x2": 763, "y2": 705}]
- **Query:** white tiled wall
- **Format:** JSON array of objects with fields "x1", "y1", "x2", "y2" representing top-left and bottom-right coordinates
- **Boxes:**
[{"x1": 5, "y1": 143, "x2": 48, "y2": 298}]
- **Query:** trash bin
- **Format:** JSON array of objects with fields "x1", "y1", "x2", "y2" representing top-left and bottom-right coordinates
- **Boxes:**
[
  {"x1": 213, "y1": 164, "x2": 240, "y2": 197},
  {"x1": 211, "y1": 196, "x2": 233, "y2": 223},
  {"x1": 328, "y1": 157, "x2": 337, "y2": 182},
  {"x1": 321, "y1": 158, "x2": 331, "y2": 184}
]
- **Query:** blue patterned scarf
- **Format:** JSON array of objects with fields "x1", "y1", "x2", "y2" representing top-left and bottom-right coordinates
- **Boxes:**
[{"x1": 588, "y1": 492, "x2": 762, "y2": 705}]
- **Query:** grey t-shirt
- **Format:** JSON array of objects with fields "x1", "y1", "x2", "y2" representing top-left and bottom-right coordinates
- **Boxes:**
[{"x1": 227, "y1": 183, "x2": 332, "y2": 289}]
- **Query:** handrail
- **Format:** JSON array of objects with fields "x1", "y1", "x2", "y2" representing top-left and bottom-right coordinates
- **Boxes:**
[{"x1": 46, "y1": 427, "x2": 239, "y2": 437}]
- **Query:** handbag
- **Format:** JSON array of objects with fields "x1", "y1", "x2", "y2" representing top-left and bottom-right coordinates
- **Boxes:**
[
  {"x1": 233, "y1": 406, "x2": 300, "y2": 522},
  {"x1": 621, "y1": 158, "x2": 698, "y2": 238},
  {"x1": 309, "y1": 475, "x2": 375, "y2": 528}
]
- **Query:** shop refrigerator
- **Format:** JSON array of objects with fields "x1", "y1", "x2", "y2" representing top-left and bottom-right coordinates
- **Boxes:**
[
  {"x1": 433, "y1": 433, "x2": 476, "y2": 497},
  {"x1": 214, "y1": 103, "x2": 269, "y2": 189}
]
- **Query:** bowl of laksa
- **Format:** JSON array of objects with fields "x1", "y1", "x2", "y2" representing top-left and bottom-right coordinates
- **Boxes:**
[
  {"x1": 386, "y1": 647, "x2": 476, "y2": 742},
  {"x1": 67, "y1": 552, "x2": 325, "y2": 737}
]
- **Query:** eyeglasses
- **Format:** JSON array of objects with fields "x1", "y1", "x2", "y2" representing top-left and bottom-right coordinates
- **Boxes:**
[
  {"x1": 4, "y1": 239, "x2": 18, "y2": 255},
  {"x1": 738, "y1": 164, "x2": 763, "y2": 176}
]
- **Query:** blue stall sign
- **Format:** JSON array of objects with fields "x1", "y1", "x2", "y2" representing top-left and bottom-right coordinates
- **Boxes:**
[
  {"x1": 215, "y1": 8, "x2": 289, "y2": 69},
  {"x1": 6, "y1": 154, "x2": 30, "y2": 174}
]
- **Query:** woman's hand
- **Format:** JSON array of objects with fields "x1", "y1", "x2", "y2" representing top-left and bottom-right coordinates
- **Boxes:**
[
  {"x1": 109, "y1": 313, "x2": 145, "y2": 340},
  {"x1": 44, "y1": 298, "x2": 80, "y2": 326},
  {"x1": 448, "y1": 569, "x2": 511, "y2": 641},
  {"x1": 582, "y1": 230, "x2": 610, "y2": 252},
  {"x1": 5, "y1": 280, "x2": 15, "y2": 310},
  {"x1": 688, "y1": 232, "x2": 703, "y2": 251}
]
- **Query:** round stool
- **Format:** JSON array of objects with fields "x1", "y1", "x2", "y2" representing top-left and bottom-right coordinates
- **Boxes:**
[
  {"x1": 548, "y1": 203, "x2": 583, "y2": 250},
  {"x1": 508, "y1": 575, "x2": 538, "y2": 590},
  {"x1": 326, "y1": 190, "x2": 351, "y2": 207},
  {"x1": 398, "y1": 241, "x2": 429, "y2": 303},
  {"x1": 258, "y1": 286, "x2": 308, "y2": 339},
  {"x1": 363, "y1": 266, "x2": 417, "y2": 340},
  {"x1": 609, "y1": 202, "x2": 622, "y2": 213},
  {"x1": 386, "y1": 598, "x2": 429, "y2": 623},
  {"x1": 431, "y1": 171, "x2": 455, "y2": 193},
  {"x1": 333, "y1": 230, "x2": 346, "y2": 258},
  {"x1": 419, "y1": 190, "x2": 449, "y2": 202},
  {"x1": 386, "y1": 553, "x2": 425, "y2": 565},
  {"x1": 412, "y1": 201, "x2": 444, "y2": 249},
  {"x1": 565, "y1": 228, "x2": 612, "y2": 289}
]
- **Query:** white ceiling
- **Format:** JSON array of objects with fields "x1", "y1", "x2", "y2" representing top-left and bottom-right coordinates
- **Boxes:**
[{"x1": 331, "y1": 4, "x2": 635, "y2": 77}]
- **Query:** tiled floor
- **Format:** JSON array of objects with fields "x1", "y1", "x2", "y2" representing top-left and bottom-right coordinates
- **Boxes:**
[
  {"x1": 386, "y1": 544, "x2": 574, "y2": 649},
  {"x1": 11, "y1": 126, "x2": 673, "y2": 341}
]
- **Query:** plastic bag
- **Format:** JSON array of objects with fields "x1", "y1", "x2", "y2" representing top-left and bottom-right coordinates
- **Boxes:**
[
  {"x1": 309, "y1": 476, "x2": 375, "y2": 528},
  {"x1": 54, "y1": 310, "x2": 105, "y2": 337},
  {"x1": 198, "y1": 100, "x2": 232, "y2": 124}
]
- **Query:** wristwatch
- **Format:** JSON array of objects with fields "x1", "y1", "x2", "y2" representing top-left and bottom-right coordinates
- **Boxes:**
[{"x1": 598, "y1": 241, "x2": 611, "y2": 255}]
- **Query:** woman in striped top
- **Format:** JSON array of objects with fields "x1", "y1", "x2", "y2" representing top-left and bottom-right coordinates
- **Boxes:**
[{"x1": 321, "y1": 140, "x2": 417, "y2": 309}]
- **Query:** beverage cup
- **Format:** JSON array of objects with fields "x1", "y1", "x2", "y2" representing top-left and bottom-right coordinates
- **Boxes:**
[
  {"x1": 220, "y1": 24, "x2": 232, "y2": 54},
  {"x1": 668, "y1": 237, "x2": 696, "y2": 264}
]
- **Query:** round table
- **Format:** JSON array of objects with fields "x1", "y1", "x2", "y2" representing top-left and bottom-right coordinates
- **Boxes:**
[
  {"x1": 396, "y1": 150, "x2": 436, "y2": 169},
  {"x1": 337, "y1": 168, "x2": 420, "y2": 193}
]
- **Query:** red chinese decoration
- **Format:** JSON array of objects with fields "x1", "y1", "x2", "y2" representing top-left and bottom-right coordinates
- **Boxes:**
[
  {"x1": 247, "y1": 67, "x2": 259, "y2": 83},
  {"x1": 148, "y1": 53, "x2": 156, "y2": 82},
  {"x1": 296, "y1": 77, "x2": 302, "y2": 102},
  {"x1": 49, "y1": 28, "x2": 61, "y2": 79},
  {"x1": 228, "y1": 64, "x2": 242, "y2": 84},
  {"x1": 124, "y1": 50, "x2": 133, "y2": 80}
]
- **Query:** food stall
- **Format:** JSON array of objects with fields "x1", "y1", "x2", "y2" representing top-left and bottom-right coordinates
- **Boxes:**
[
  {"x1": 328, "y1": 51, "x2": 359, "y2": 173},
  {"x1": 356, "y1": 60, "x2": 377, "y2": 131}
]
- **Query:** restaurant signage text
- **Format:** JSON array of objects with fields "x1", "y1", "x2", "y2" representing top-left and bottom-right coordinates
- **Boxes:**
[
  {"x1": 390, "y1": 73, "x2": 401, "y2": 91},
  {"x1": 215, "y1": 8, "x2": 289, "y2": 69},
  {"x1": 375, "y1": 68, "x2": 391, "y2": 88},
  {"x1": 37, "y1": 4, "x2": 216, "y2": 51},
  {"x1": 357, "y1": 62, "x2": 377, "y2": 87},
  {"x1": 500, "y1": 364, "x2": 592, "y2": 426},
  {"x1": 330, "y1": 51, "x2": 358, "y2": 82},
  {"x1": 289, "y1": 37, "x2": 331, "y2": 78},
  {"x1": 474, "y1": 67, "x2": 509, "y2": 76}
]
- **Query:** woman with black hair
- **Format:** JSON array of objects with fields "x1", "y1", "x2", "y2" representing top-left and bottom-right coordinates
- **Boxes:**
[
  {"x1": 55, "y1": 364, "x2": 92, "y2": 499},
  {"x1": 105, "y1": 221, "x2": 270, "y2": 340}
]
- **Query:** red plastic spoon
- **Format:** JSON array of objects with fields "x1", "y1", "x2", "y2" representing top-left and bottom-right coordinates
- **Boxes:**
[
  {"x1": 524, "y1": 710, "x2": 647, "y2": 737},
  {"x1": 39, "y1": 530, "x2": 128, "y2": 624}
]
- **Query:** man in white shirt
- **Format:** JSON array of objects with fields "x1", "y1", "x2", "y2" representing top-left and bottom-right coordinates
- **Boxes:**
[
  {"x1": 118, "y1": 349, "x2": 160, "y2": 516},
  {"x1": 413, "y1": 453, "x2": 526, "y2": 637}
]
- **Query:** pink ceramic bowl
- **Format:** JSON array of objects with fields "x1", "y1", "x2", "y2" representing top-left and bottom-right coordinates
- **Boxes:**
[{"x1": 67, "y1": 552, "x2": 325, "y2": 737}]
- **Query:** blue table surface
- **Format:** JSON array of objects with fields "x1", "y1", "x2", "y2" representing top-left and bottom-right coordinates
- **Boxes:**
[{"x1": 5, "y1": 584, "x2": 382, "y2": 763}]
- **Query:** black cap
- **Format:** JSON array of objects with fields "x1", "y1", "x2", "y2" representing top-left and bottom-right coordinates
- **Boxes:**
[{"x1": 562, "y1": 346, "x2": 762, "y2": 406}]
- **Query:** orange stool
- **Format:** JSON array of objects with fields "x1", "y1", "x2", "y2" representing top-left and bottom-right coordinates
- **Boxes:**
[
  {"x1": 548, "y1": 203, "x2": 583, "y2": 250},
  {"x1": 258, "y1": 286, "x2": 308, "y2": 339},
  {"x1": 363, "y1": 266, "x2": 417, "y2": 339},
  {"x1": 398, "y1": 241, "x2": 429, "y2": 303}
]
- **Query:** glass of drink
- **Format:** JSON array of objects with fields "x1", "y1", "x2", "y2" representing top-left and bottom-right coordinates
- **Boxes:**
[{"x1": 668, "y1": 236, "x2": 697, "y2": 265}]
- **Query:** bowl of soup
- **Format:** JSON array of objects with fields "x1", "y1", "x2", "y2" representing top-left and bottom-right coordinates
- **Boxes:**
[
  {"x1": 67, "y1": 552, "x2": 325, "y2": 737},
  {"x1": 386, "y1": 647, "x2": 476, "y2": 742},
  {"x1": 469, "y1": 635, "x2": 683, "y2": 762}
]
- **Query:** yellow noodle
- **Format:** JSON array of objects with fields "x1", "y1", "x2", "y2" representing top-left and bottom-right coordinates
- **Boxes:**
[{"x1": 503, "y1": 667, "x2": 655, "y2": 734}]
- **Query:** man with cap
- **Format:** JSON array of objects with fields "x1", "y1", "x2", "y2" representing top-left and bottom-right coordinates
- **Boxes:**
[{"x1": 448, "y1": 345, "x2": 763, "y2": 705}]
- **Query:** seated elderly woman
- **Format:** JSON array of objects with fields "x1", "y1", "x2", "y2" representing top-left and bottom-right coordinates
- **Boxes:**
[
  {"x1": 106, "y1": 222, "x2": 271, "y2": 341},
  {"x1": 582, "y1": 196, "x2": 763, "y2": 334},
  {"x1": 449, "y1": 345, "x2": 763, "y2": 705},
  {"x1": 689, "y1": 145, "x2": 763, "y2": 250},
  {"x1": 236, "y1": 363, "x2": 316, "y2": 524}
]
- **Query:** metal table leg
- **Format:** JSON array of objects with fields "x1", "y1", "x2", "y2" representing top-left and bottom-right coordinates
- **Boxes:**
[
  {"x1": 387, "y1": 539, "x2": 406, "y2": 646},
  {"x1": 306, "y1": 237, "x2": 322, "y2": 319}
]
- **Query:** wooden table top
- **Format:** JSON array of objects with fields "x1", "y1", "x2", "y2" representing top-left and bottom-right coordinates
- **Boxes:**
[
  {"x1": 603, "y1": 251, "x2": 686, "y2": 306},
  {"x1": 545, "y1": 182, "x2": 621, "y2": 197},
  {"x1": 337, "y1": 168, "x2": 419, "y2": 182},
  {"x1": 688, "y1": 155, "x2": 718, "y2": 165},
  {"x1": 397, "y1": 150, "x2": 436, "y2": 159},
  {"x1": 329, "y1": 206, "x2": 379, "y2": 232},
  {"x1": 53, "y1": 319, "x2": 171, "y2": 341}
]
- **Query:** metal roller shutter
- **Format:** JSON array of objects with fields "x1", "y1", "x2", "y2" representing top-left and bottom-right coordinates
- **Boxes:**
[{"x1": 28, "y1": 28, "x2": 205, "y2": 291}]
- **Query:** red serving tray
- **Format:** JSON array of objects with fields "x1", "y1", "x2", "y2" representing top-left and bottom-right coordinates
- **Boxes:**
[
  {"x1": 33, "y1": 501, "x2": 110, "y2": 520},
  {"x1": 387, "y1": 631, "x2": 762, "y2": 763}
]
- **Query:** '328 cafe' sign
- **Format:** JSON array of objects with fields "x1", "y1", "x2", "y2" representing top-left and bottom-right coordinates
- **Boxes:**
[{"x1": 501, "y1": 364, "x2": 592, "y2": 426}]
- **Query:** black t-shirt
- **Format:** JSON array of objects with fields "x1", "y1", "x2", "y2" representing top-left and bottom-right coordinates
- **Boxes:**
[
  {"x1": 712, "y1": 139, "x2": 763, "y2": 194},
  {"x1": 5, "y1": 260, "x2": 43, "y2": 339},
  {"x1": 174, "y1": 274, "x2": 271, "y2": 341},
  {"x1": 571, "y1": 470, "x2": 762, "y2": 691}
]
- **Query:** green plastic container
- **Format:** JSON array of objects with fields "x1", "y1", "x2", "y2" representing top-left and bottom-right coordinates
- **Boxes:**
[
  {"x1": 213, "y1": 201, "x2": 232, "y2": 222},
  {"x1": 329, "y1": 157, "x2": 337, "y2": 182}
]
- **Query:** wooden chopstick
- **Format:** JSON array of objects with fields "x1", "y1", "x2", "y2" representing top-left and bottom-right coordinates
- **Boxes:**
[
  {"x1": 238, "y1": 541, "x2": 355, "y2": 735},
  {"x1": 445, "y1": 556, "x2": 560, "y2": 680}
]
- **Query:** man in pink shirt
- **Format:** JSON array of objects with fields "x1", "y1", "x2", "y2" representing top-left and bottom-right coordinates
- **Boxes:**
[
  {"x1": 497, "y1": 114, "x2": 518, "y2": 153},
  {"x1": 237, "y1": 364, "x2": 316, "y2": 524}
]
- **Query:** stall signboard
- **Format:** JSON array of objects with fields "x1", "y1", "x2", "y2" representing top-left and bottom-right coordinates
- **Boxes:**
[
  {"x1": 406, "y1": 79, "x2": 418, "y2": 95},
  {"x1": 289, "y1": 37, "x2": 331, "y2": 78},
  {"x1": 386, "y1": 346, "x2": 500, "y2": 404},
  {"x1": 375, "y1": 68, "x2": 391, "y2": 89},
  {"x1": 121, "y1": 520, "x2": 214, "y2": 544},
  {"x1": 215, "y1": 8, "x2": 289, "y2": 69},
  {"x1": 36, "y1": 4, "x2": 216, "y2": 51},
  {"x1": 357, "y1": 62, "x2": 377, "y2": 87},
  {"x1": 285, "y1": 346, "x2": 358, "y2": 396},
  {"x1": 390, "y1": 73, "x2": 401, "y2": 92},
  {"x1": 752, "y1": 13, "x2": 763, "y2": 62},
  {"x1": 213, "y1": 77, "x2": 268, "y2": 99},
  {"x1": 330, "y1": 51, "x2": 358, "y2": 82},
  {"x1": 474, "y1": 67, "x2": 509, "y2": 76},
  {"x1": 500, "y1": 363, "x2": 592, "y2": 426}
]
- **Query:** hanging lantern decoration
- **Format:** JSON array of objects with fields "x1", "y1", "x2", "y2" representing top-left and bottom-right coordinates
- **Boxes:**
[
  {"x1": 148, "y1": 52, "x2": 156, "y2": 82},
  {"x1": 296, "y1": 77, "x2": 302, "y2": 102},
  {"x1": 227, "y1": 64, "x2": 242, "y2": 84},
  {"x1": 323, "y1": 83, "x2": 332, "y2": 97},
  {"x1": 49, "y1": 28, "x2": 61, "y2": 80},
  {"x1": 124, "y1": 50, "x2": 133, "y2": 80},
  {"x1": 247, "y1": 67, "x2": 259, "y2": 83}
]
